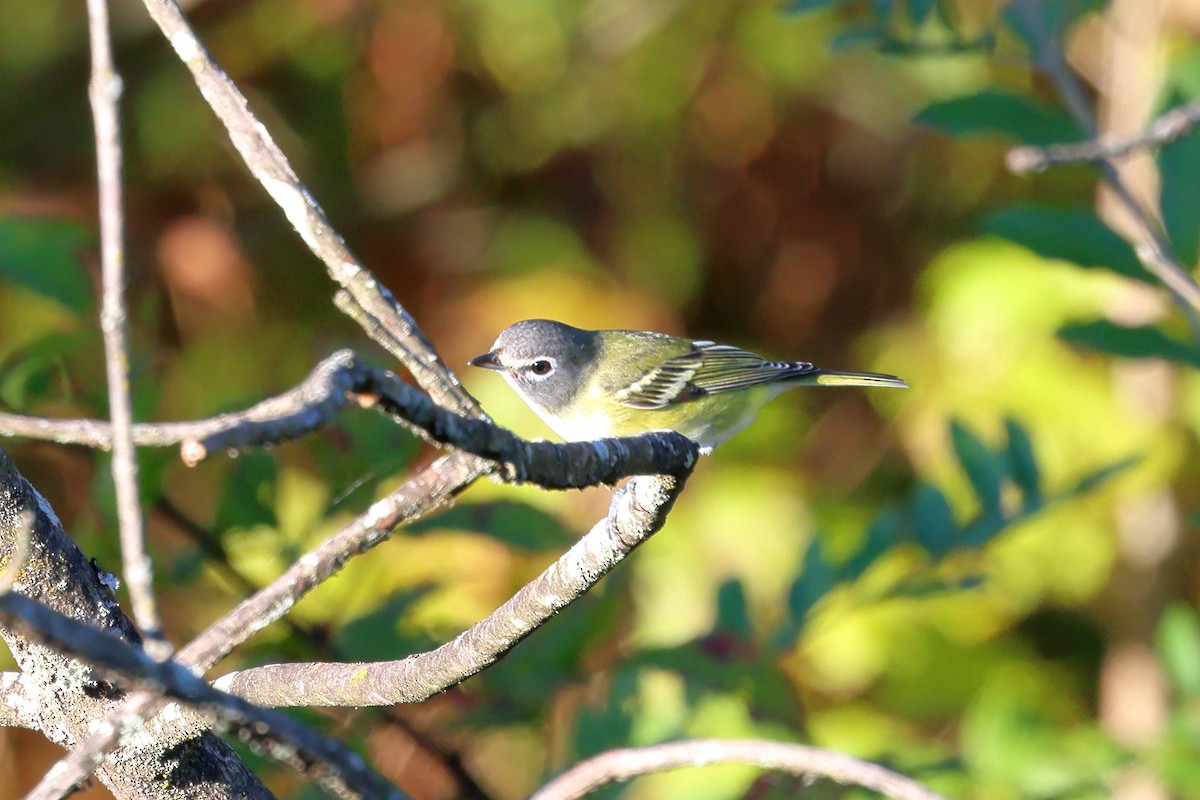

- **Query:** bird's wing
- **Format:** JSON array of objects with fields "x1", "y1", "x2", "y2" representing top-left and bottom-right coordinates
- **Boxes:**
[{"x1": 615, "y1": 342, "x2": 817, "y2": 409}]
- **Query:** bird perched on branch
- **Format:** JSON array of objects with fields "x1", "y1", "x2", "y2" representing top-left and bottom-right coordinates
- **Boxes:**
[{"x1": 469, "y1": 319, "x2": 907, "y2": 452}]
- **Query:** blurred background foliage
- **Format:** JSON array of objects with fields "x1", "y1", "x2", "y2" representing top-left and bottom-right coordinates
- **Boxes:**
[{"x1": 1, "y1": 0, "x2": 1200, "y2": 798}]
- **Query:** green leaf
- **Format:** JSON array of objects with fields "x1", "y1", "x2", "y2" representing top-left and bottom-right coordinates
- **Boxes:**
[
  {"x1": 1058, "y1": 320, "x2": 1200, "y2": 367},
  {"x1": 335, "y1": 588, "x2": 436, "y2": 661},
  {"x1": 1003, "y1": 0, "x2": 1106, "y2": 47},
  {"x1": 0, "y1": 218, "x2": 94, "y2": 313},
  {"x1": 0, "y1": 332, "x2": 83, "y2": 409},
  {"x1": 214, "y1": 452, "x2": 278, "y2": 532},
  {"x1": 830, "y1": 23, "x2": 884, "y2": 51},
  {"x1": 887, "y1": 574, "x2": 983, "y2": 599},
  {"x1": 409, "y1": 500, "x2": 572, "y2": 552},
  {"x1": 1004, "y1": 418, "x2": 1042, "y2": 510},
  {"x1": 715, "y1": 580, "x2": 752, "y2": 638},
  {"x1": 787, "y1": 0, "x2": 855, "y2": 12},
  {"x1": 914, "y1": 90, "x2": 1078, "y2": 145},
  {"x1": 909, "y1": 483, "x2": 956, "y2": 558},
  {"x1": 979, "y1": 206, "x2": 1151, "y2": 282},
  {"x1": 1067, "y1": 455, "x2": 1138, "y2": 497},
  {"x1": 789, "y1": 541, "x2": 837, "y2": 620},
  {"x1": 907, "y1": 0, "x2": 937, "y2": 25},
  {"x1": 959, "y1": 509, "x2": 1007, "y2": 547},
  {"x1": 841, "y1": 509, "x2": 902, "y2": 579},
  {"x1": 950, "y1": 420, "x2": 1004, "y2": 513},
  {"x1": 1157, "y1": 604, "x2": 1200, "y2": 698},
  {"x1": 573, "y1": 668, "x2": 638, "y2": 759},
  {"x1": 1159, "y1": 107, "x2": 1200, "y2": 266}
]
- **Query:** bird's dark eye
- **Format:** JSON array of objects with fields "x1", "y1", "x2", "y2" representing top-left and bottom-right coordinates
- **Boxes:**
[{"x1": 530, "y1": 360, "x2": 553, "y2": 376}]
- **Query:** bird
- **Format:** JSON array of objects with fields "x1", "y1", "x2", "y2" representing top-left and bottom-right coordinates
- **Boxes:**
[{"x1": 469, "y1": 319, "x2": 907, "y2": 452}]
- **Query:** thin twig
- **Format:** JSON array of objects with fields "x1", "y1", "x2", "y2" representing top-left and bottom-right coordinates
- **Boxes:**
[
  {"x1": 0, "y1": 350, "x2": 368, "y2": 450},
  {"x1": 213, "y1": 474, "x2": 687, "y2": 706},
  {"x1": 1008, "y1": 0, "x2": 1200, "y2": 324},
  {"x1": 86, "y1": 0, "x2": 167, "y2": 656},
  {"x1": 137, "y1": 0, "x2": 480, "y2": 417},
  {"x1": 1008, "y1": 98, "x2": 1200, "y2": 173},
  {"x1": 0, "y1": 590, "x2": 408, "y2": 800},
  {"x1": 528, "y1": 739, "x2": 948, "y2": 800}
]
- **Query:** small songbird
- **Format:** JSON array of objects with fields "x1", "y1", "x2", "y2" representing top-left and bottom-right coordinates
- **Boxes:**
[{"x1": 469, "y1": 319, "x2": 907, "y2": 452}]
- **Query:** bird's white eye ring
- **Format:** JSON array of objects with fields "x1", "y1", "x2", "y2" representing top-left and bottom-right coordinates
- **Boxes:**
[{"x1": 530, "y1": 359, "x2": 553, "y2": 376}]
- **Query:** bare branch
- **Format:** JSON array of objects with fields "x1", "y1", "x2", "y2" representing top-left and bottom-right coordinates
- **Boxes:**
[
  {"x1": 527, "y1": 739, "x2": 948, "y2": 800},
  {"x1": 0, "y1": 590, "x2": 406, "y2": 800},
  {"x1": 135, "y1": 0, "x2": 479, "y2": 417},
  {"x1": 212, "y1": 474, "x2": 685, "y2": 707},
  {"x1": 1006, "y1": 0, "x2": 1200, "y2": 320},
  {"x1": 86, "y1": 0, "x2": 167, "y2": 657},
  {"x1": 1007, "y1": 99, "x2": 1200, "y2": 173}
]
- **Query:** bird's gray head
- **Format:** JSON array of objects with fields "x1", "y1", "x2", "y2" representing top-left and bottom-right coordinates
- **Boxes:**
[{"x1": 468, "y1": 319, "x2": 600, "y2": 413}]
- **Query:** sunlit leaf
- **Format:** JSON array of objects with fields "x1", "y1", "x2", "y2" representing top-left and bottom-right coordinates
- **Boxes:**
[
  {"x1": 909, "y1": 482, "x2": 956, "y2": 558},
  {"x1": 0, "y1": 218, "x2": 93, "y2": 313},
  {"x1": 914, "y1": 90, "x2": 1078, "y2": 146},
  {"x1": 950, "y1": 419, "x2": 1003, "y2": 513},
  {"x1": 1004, "y1": 418, "x2": 1041, "y2": 510},
  {"x1": 980, "y1": 206, "x2": 1151, "y2": 282},
  {"x1": 1158, "y1": 604, "x2": 1200, "y2": 698},
  {"x1": 1058, "y1": 320, "x2": 1200, "y2": 367}
]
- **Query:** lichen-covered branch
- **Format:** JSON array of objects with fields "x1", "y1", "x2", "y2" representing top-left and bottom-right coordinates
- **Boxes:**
[
  {"x1": 527, "y1": 739, "x2": 948, "y2": 800},
  {"x1": 213, "y1": 474, "x2": 685, "y2": 707}
]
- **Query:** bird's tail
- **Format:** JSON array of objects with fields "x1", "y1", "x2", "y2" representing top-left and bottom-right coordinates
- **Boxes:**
[{"x1": 794, "y1": 369, "x2": 908, "y2": 389}]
